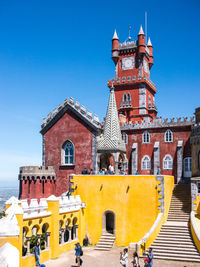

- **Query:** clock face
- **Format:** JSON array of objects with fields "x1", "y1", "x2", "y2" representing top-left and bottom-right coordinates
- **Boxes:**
[
  {"x1": 143, "y1": 59, "x2": 149, "y2": 73},
  {"x1": 122, "y1": 56, "x2": 134, "y2": 70}
]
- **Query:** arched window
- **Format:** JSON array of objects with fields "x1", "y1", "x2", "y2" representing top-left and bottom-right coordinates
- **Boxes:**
[
  {"x1": 62, "y1": 141, "x2": 74, "y2": 165},
  {"x1": 123, "y1": 93, "x2": 127, "y2": 102},
  {"x1": 165, "y1": 129, "x2": 173, "y2": 143},
  {"x1": 143, "y1": 131, "x2": 150, "y2": 144},
  {"x1": 127, "y1": 93, "x2": 131, "y2": 101},
  {"x1": 141, "y1": 155, "x2": 151, "y2": 170},
  {"x1": 121, "y1": 132, "x2": 128, "y2": 144},
  {"x1": 163, "y1": 155, "x2": 173, "y2": 170}
]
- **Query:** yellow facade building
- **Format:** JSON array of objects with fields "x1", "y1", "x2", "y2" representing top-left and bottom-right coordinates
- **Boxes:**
[{"x1": 0, "y1": 174, "x2": 175, "y2": 267}]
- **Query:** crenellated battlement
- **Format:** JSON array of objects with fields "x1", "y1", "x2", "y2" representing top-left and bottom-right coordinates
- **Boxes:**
[
  {"x1": 107, "y1": 74, "x2": 156, "y2": 92},
  {"x1": 19, "y1": 166, "x2": 56, "y2": 180},
  {"x1": 41, "y1": 97, "x2": 101, "y2": 131},
  {"x1": 121, "y1": 116, "x2": 194, "y2": 130}
]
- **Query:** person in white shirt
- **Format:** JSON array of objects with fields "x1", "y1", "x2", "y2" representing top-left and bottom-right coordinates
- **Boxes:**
[{"x1": 120, "y1": 248, "x2": 128, "y2": 267}]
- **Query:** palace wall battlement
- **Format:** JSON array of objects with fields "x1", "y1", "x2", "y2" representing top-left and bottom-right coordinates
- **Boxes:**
[
  {"x1": 19, "y1": 166, "x2": 56, "y2": 181},
  {"x1": 121, "y1": 116, "x2": 194, "y2": 130},
  {"x1": 108, "y1": 74, "x2": 156, "y2": 91},
  {"x1": 41, "y1": 97, "x2": 101, "y2": 130}
]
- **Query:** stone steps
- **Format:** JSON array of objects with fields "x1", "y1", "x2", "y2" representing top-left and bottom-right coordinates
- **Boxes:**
[
  {"x1": 95, "y1": 233, "x2": 115, "y2": 251},
  {"x1": 146, "y1": 184, "x2": 200, "y2": 262}
]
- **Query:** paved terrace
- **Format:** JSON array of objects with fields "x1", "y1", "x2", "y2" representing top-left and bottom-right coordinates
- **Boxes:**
[{"x1": 44, "y1": 247, "x2": 200, "y2": 267}]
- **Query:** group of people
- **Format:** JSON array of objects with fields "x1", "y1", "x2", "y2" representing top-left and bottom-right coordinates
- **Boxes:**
[
  {"x1": 81, "y1": 168, "x2": 94, "y2": 174},
  {"x1": 99, "y1": 164, "x2": 115, "y2": 175},
  {"x1": 34, "y1": 239, "x2": 153, "y2": 267},
  {"x1": 120, "y1": 247, "x2": 153, "y2": 267}
]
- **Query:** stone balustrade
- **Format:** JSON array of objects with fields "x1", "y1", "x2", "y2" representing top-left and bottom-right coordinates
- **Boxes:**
[
  {"x1": 59, "y1": 195, "x2": 82, "y2": 213},
  {"x1": 20, "y1": 198, "x2": 50, "y2": 219}
]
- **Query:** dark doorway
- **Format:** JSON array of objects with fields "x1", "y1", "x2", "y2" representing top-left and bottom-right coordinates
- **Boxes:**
[{"x1": 106, "y1": 212, "x2": 114, "y2": 234}]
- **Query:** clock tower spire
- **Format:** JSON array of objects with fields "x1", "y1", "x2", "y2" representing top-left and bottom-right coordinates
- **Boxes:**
[{"x1": 108, "y1": 25, "x2": 157, "y2": 124}]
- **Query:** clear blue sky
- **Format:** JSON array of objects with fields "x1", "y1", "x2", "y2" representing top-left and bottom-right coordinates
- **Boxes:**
[{"x1": 0, "y1": 0, "x2": 199, "y2": 187}]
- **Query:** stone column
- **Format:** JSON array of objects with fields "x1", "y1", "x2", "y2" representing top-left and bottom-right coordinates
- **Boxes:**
[
  {"x1": 26, "y1": 237, "x2": 31, "y2": 255},
  {"x1": 37, "y1": 234, "x2": 42, "y2": 244},
  {"x1": 46, "y1": 232, "x2": 50, "y2": 248},
  {"x1": 61, "y1": 229, "x2": 65, "y2": 244},
  {"x1": 154, "y1": 142, "x2": 160, "y2": 175},
  {"x1": 177, "y1": 140, "x2": 183, "y2": 183},
  {"x1": 131, "y1": 143, "x2": 138, "y2": 174},
  {"x1": 92, "y1": 132, "x2": 98, "y2": 173},
  {"x1": 68, "y1": 226, "x2": 72, "y2": 242},
  {"x1": 75, "y1": 224, "x2": 79, "y2": 238}
]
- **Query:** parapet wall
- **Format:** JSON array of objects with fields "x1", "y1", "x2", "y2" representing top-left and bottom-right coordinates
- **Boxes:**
[
  {"x1": 121, "y1": 116, "x2": 194, "y2": 130},
  {"x1": 19, "y1": 166, "x2": 56, "y2": 180},
  {"x1": 41, "y1": 97, "x2": 101, "y2": 131}
]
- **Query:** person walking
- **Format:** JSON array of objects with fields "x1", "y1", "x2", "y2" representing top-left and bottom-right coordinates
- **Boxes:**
[
  {"x1": 131, "y1": 251, "x2": 139, "y2": 267},
  {"x1": 120, "y1": 248, "x2": 128, "y2": 267},
  {"x1": 147, "y1": 247, "x2": 153, "y2": 267},
  {"x1": 75, "y1": 242, "x2": 83, "y2": 267},
  {"x1": 34, "y1": 241, "x2": 40, "y2": 267}
]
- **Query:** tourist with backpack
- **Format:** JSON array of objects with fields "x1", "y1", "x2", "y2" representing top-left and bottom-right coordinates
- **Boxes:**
[{"x1": 75, "y1": 242, "x2": 83, "y2": 266}]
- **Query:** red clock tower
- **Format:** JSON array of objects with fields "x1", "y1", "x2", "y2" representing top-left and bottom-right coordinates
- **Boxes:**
[{"x1": 108, "y1": 26, "x2": 157, "y2": 125}]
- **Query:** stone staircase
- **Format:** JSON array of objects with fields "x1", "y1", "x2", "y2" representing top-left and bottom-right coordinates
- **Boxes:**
[
  {"x1": 150, "y1": 184, "x2": 200, "y2": 262},
  {"x1": 95, "y1": 233, "x2": 115, "y2": 251}
]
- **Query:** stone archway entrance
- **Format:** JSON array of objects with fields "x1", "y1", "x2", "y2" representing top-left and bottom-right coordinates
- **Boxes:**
[
  {"x1": 100, "y1": 153, "x2": 114, "y2": 171},
  {"x1": 102, "y1": 210, "x2": 115, "y2": 235}
]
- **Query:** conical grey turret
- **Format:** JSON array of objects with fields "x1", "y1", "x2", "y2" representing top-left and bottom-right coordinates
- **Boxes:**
[{"x1": 97, "y1": 85, "x2": 126, "y2": 152}]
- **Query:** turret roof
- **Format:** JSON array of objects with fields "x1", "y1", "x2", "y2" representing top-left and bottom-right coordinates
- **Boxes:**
[
  {"x1": 138, "y1": 25, "x2": 144, "y2": 35},
  {"x1": 97, "y1": 84, "x2": 126, "y2": 152},
  {"x1": 147, "y1": 37, "x2": 152, "y2": 46},
  {"x1": 112, "y1": 29, "x2": 119, "y2": 40}
]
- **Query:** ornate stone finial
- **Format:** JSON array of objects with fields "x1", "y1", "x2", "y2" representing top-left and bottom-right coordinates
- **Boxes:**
[{"x1": 111, "y1": 79, "x2": 115, "y2": 91}]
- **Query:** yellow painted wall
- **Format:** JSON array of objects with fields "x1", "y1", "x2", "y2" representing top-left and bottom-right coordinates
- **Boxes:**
[
  {"x1": 191, "y1": 216, "x2": 200, "y2": 253},
  {"x1": 1, "y1": 174, "x2": 174, "y2": 266},
  {"x1": 72, "y1": 175, "x2": 174, "y2": 246}
]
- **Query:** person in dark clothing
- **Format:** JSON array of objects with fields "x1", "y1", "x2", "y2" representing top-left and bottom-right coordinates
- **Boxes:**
[
  {"x1": 75, "y1": 242, "x2": 83, "y2": 267},
  {"x1": 34, "y1": 241, "x2": 40, "y2": 267}
]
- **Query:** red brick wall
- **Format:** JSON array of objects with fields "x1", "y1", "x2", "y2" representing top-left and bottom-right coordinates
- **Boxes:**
[
  {"x1": 125, "y1": 125, "x2": 191, "y2": 183},
  {"x1": 44, "y1": 110, "x2": 94, "y2": 196}
]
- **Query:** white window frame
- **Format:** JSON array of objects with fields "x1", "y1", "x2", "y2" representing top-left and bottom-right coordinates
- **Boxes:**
[
  {"x1": 61, "y1": 140, "x2": 75, "y2": 165},
  {"x1": 142, "y1": 131, "x2": 150, "y2": 144},
  {"x1": 163, "y1": 154, "x2": 173, "y2": 170},
  {"x1": 141, "y1": 155, "x2": 151, "y2": 170},
  {"x1": 165, "y1": 129, "x2": 173, "y2": 143},
  {"x1": 122, "y1": 132, "x2": 128, "y2": 145}
]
